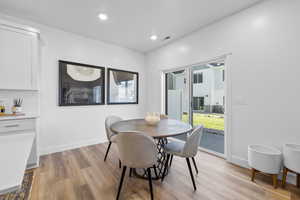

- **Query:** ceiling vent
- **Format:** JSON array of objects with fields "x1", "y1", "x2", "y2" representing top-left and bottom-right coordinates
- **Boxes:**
[{"x1": 163, "y1": 36, "x2": 171, "y2": 41}]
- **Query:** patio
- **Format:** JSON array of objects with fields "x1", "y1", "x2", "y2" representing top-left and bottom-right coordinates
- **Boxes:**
[{"x1": 177, "y1": 113, "x2": 224, "y2": 154}]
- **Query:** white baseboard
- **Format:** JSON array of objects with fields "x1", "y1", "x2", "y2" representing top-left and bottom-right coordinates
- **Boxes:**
[
  {"x1": 230, "y1": 155, "x2": 250, "y2": 169},
  {"x1": 40, "y1": 138, "x2": 106, "y2": 155},
  {"x1": 0, "y1": 185, "x2": 20, "y2": 195},
  {"x1": 26, "y1": 163, "x2": 39, "y2": 170}
]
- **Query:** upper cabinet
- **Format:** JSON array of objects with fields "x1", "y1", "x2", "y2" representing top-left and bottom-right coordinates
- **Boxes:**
[{"x1": 0, "y1": 22, "x2": 39, "y2": 90}]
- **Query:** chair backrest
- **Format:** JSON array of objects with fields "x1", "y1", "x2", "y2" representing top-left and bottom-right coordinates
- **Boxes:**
[
  {"x1": 105, "y1": 116, "x2": 122, "y2": 141},
  {"x1": 116, "y1": 132, "x2": 157, "y2": 168},
  {"x1": 183, "y1": 125, "x2": 204, "y2": 157}
]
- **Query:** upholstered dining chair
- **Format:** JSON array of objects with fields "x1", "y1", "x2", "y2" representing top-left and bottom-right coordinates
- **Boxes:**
[
  {"x1": 104, "y1": 116, "x2": 122, "y2": 162},
  {"x1": 116, "y1": 132, "x2": 158, "y2": 200},
  {"x1": 162, "y1": 125, "x2": 204, "y2": 191}
]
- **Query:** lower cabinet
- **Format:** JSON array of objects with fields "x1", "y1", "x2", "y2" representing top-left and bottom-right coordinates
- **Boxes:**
[{"x1": 0, "y1": 118, "x2": 38, "y2": 194}]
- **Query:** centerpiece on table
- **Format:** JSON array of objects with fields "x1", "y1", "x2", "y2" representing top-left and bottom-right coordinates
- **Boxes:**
[{"x1": 145, "y1": 112, "x2": 161, "y2": 126}]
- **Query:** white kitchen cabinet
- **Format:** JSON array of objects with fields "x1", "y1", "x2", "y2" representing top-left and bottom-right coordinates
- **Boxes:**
[
  {"x1": 0, "y1": 118, "x2": 38, "y2": 194},
  {"x1": 0, "y1": 22, "x2": 39, "y2": 90},
  {"x1": 0, "y1": 20, "x2": 40, "y2": 195}
]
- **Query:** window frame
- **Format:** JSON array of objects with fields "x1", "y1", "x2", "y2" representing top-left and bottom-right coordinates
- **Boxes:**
[{"x1": 193, "y1": 72, "x2": 203, "y2": 84}]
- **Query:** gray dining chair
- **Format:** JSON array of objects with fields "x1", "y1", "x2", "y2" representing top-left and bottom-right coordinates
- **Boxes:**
[
  {"x1": 104, "y1": 116, "x2": 122, "y2": 162},
  {"x1": 162, "y1": 125, "x2": 204, "y2": 191},
  {"x1": 116, "y1": 132, "x2": 158, "y2": 200}
]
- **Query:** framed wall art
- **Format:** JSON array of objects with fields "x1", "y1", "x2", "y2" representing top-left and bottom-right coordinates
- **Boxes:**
[
  {"x1": 107, "y1": 68, "x2": 138, "y2": 104},
  {"x1": 59, "y1": 60, "x2": 105, "y2": 106}
]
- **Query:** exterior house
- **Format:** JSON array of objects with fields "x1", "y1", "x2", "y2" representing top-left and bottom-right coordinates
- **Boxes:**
[{"x1": 192, "y1": 65, "x2": 225, "y2": 113}]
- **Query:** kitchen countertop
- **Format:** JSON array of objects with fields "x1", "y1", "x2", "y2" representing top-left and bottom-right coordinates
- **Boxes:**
[{"x1": 0, "y1": 114, "x2": 39, "y2": 121}]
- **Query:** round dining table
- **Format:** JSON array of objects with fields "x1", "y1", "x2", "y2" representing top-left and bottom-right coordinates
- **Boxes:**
[{"x1": 111, "y1": 118, "x2": 193, "y2": 179}]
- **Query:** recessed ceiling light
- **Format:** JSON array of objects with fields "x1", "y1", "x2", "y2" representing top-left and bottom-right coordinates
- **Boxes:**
[
  {"x1": 98, "y1": 13, "x2": 108, "y2": 21},
  {"x1": 150, "y1": 35, "x2": 158, "y2": 41},
  {"x1": 252, "y1": 17, "x2": 266, "y2": 28}
]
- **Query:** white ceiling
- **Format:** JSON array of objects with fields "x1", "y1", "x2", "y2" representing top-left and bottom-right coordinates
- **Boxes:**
[{"x1": 0, "y1": 0, "x2": 262, "y2": 52}]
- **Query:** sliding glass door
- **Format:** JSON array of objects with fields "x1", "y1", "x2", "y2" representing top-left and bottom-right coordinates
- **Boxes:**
[
  {"x1": 165, "y1": 59, "x2": 225, "y2": 156},
  {"x1": 191, "y1": 61, "x2": 225, "y2": 155}
]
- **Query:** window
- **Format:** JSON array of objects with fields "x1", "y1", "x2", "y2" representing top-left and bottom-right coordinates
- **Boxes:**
[
  {"x1": 193, "y1": 97, "x2": 204, "y2": 110},
  {"x1": 193, "y1": 72, "x2": 203, "y2": 84}
]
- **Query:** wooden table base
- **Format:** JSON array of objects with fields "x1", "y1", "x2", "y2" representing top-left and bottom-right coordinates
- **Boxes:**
[{"x1": 251, "y1": 168, "x2": 279, "y2": 188}]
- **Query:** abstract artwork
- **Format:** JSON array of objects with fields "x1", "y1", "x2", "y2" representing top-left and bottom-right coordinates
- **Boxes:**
[
  {"x1": 59, "y1": 60, "x2": 105, "y2": 106},
  {"x1": 107, "y1": 68, "x2": 138, "y2": 104}
]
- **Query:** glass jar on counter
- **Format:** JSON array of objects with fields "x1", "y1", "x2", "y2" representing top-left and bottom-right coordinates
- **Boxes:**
[{"x1": 0, "y1": 101, "x2": 5, "y2": 113}]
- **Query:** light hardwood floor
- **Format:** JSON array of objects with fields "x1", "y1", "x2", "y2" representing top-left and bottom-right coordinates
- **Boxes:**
[{"x1": 30, "y1": 143, "x2": 300, "y2": 200}]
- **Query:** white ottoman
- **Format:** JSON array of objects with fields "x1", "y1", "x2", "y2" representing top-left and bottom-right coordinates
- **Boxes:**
[
  {"x1": 282, "y1": 144, "x2": 300, "y2": 188},
  {"x1": 248, "y1": 145, "x2": 282, "y2": 188}
]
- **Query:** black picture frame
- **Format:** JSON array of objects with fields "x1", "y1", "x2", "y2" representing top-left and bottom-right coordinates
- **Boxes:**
[
  {"x1": 59, "y1": 60, "x2": 105, "y2": 106},
  {"x1": 107, "y1": 68, "x2": 139, "y2": 104}
]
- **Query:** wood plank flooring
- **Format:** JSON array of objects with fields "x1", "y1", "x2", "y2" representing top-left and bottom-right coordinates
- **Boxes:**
[{"x1": 30, "y1": 143, "x2": 300, "y2": 200}]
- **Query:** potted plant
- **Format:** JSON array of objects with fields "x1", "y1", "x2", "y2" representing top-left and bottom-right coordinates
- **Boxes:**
[{"x1": 12, "y1": 98, "x2": 23, "y2": 113}]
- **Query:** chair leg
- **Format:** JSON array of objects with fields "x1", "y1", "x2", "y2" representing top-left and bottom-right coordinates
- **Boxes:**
[
  {"x1": 129, "y1": 168, "x2": 133, "y2": 177},
  {"x1": 169, "y1": 155, "x2": 173, "y2": 167},
  {"x1": 192, "y1": 157, "x2": 198, "y2": 174},
  {"x1": 186, "y1": 158, "x2": 197, "y2": 191},
  {"x1": 251, "y1": 168, "x2": 256, "y2": 182},
  {"x1": 104, "y1": 142, "x2": 112, "y2": 161},
  {"x1": 116, "y1": 166, "x2": 127, "y2": 200},
  {"x1": 119, "y1": 159, "x2": 121, "y2": 168},
  {"x1": 147, "y1": 168, "x2": 154, "y2": 200},
  {"x1": 153, "y1": 165, "x2": 158, "y2": 179},
  {"x1": 297, "y1": 174, "x2": 300, "y2": 188},
  {"x1": 282, "y1": 167, "x2": 288, "y2": 188},
  {"x1": 272, "y1": 174, "x2": 278, "y2": 189},
  {"x1": 161, "y1": 154, "x2": 170, "y2": 182}
]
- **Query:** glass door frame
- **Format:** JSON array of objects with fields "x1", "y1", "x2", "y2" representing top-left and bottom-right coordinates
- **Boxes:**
[
  {"x1": 164, "y1": 68, "x2": 192, "y2": 123},
  {"x1": 163, "y1": 55, "x2": 229, "y2": 159}
]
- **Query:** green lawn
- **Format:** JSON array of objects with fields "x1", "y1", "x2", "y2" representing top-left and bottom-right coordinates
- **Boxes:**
[{"x1": 182, "y1": 113, "x2": 224, "y2": 131}]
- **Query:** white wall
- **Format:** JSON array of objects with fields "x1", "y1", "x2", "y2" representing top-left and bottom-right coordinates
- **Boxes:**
[
  {"x1": 146, "y1": 0, "x2": 300, "y2": 167},
  {"x1": 39, "y1": 27, "x2": 146, "y2": 155},
  {"x1": 0, "y1": 14, "x2": 147, "y2": 155}
]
